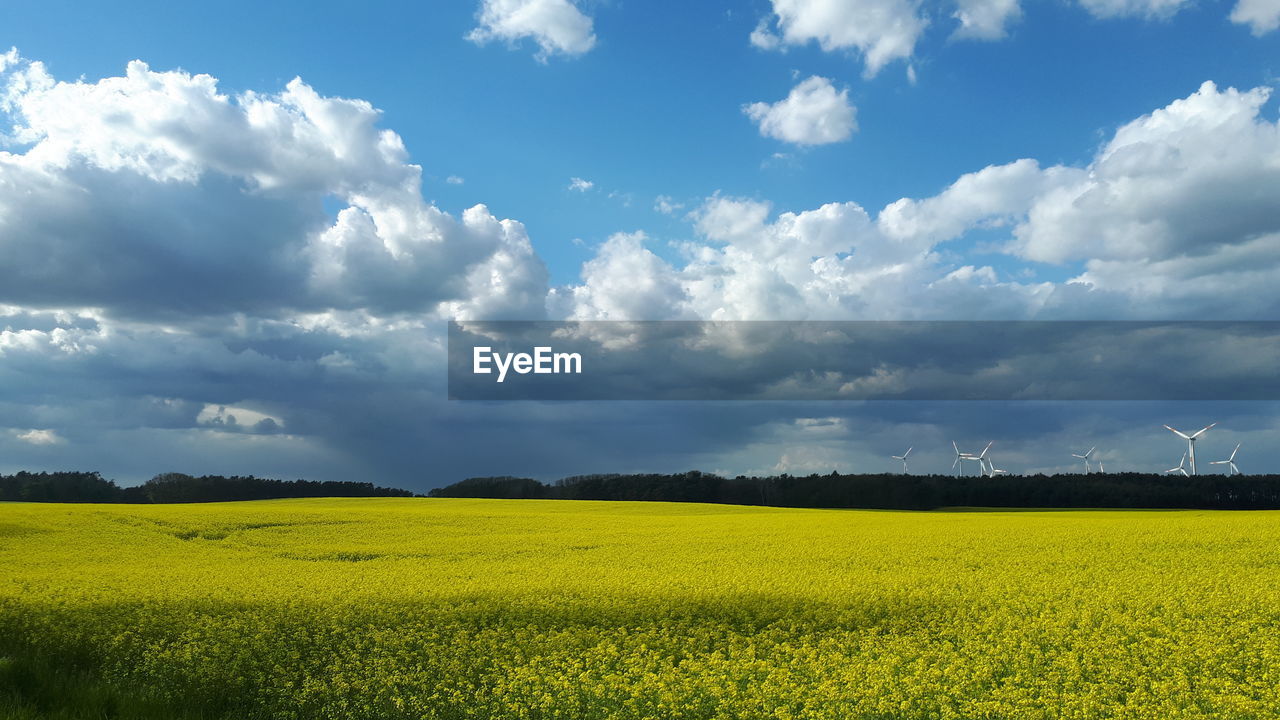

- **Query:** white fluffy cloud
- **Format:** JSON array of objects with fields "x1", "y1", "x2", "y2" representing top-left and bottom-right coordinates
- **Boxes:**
[
  {"x1": 879, "y1": 159, "x2": 1081, "y2": 248},
  {"x1": 0, "y1": 53, "x2": 548, "y2": 321},
  {"x1": 1074, "y1": 0, "x2": 1191, "y2": 18},
  {"x1": 553, "y1": 232, "x2": 689, "y2": 320},
  {"x1": 750, "y1": 0, "x2": 927, "y2": 77},
  {"x1": 559, "y1": 193, "x2": 1044, "y2": 322},
  {"x1": 560, "y1": 80, "x2": 1280, "y2": 324},
  {"x1": 568, "y1": 176, "x2": 594, "y2": 192},
  {"x1": 743, "y1": 76, "x2": 857, "y2": 146},
  {"x1": 1230, "y1": 0, "x2": 1280, "y2": 34},
  {"x1": 0, "y1": 52, "x2": 554, "y2": 480},
  {"x1": 952, "y1": 0, "x2": 1023, "y2": 38},
  {"x1": 750, "y1": 0, "x2": 1233, "y2": 70},
  {"x1": 883, "y1": 81, "x2": 1280, "y2": 318},
  {"x1": 1014, "y1": 82, "x2": 1280, "y2": 265},
  {"x1": 467, "y1": 0, "x2": 597, "y2": 61}
]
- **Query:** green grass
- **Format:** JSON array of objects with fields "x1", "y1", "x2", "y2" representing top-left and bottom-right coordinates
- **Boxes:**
[{"x1": 2, "y1": 499, "x2": 1280, "y2": 719}]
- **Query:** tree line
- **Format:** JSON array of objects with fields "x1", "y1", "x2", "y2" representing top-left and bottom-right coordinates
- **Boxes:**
[
  {"x1": 0, "y1": 471, "x2": 416, "y2": 503},
  {"x1": 10, "y1": 469, "x2": 1280, "y2": 509},
  {"x1": 428, "y1": 470, "x2": 1280, "y2": 510}
]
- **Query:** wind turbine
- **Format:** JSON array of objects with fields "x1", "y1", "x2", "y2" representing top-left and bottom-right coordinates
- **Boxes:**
[
  {"x1": 1210, "y1": 444, "x2": 1242, "y2": 476},
  {"x1": 891, "y1": 447, "x2": 912, "y2": 474},
  {"x1": 951, "y1": 442, "x2": 967, "y2": 477},
  {"x1": 1166, "y1": 452, "x2": 1189, "y2": 477},
  {"x1": 974, "y1": 442, "x2": 995, "y2": 477},
  {"x1": 1071, "y1": 447, "x2": 1095, "y2": 474},
  {"x1": 1164, "y1": 423, "x2": 1216, "y2": 476},
  {"x1": 986, "y1": 454, "x2": 1009, "y2": 475},
  {"x1": 952, "y1": 441, "x2": 992, "y2": 477}
]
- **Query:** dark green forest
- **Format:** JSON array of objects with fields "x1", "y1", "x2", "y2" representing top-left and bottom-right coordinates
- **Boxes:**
[
  {"x1": 429, "y1": 470, "x2": 1280, "y2": 510},
  {"x1": 7, "y1": 469, "x2": 1280, "y2": 509},
  {"x1": 0, "y1": 471, "x2": 415, "y2": 503}
]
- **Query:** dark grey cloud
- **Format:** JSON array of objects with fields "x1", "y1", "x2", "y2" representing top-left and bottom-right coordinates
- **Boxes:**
[{"x1": 449, "y1": 321, "x2": 1280, "y2": 401}]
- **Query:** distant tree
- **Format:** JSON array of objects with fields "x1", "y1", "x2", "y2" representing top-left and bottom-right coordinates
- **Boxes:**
[
  {"x1": 425, "y1": 470, "x2": 1280, "y2": 511},
  {"x1": 0, "y1": 471, "x2": 416, "y2": 503}
]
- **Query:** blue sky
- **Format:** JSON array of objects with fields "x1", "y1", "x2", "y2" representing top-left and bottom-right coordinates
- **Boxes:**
[
  {"x1": 1, "y1": 0, "x2": 1280, "y2": 486},
  {"x1": 7, "y1": 0, "x2": 1275, "y2": 285}
]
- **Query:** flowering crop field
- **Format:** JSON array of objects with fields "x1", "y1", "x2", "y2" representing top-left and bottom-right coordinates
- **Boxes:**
[{"x1": 2, "y1": 498, "x2": 1279, "y2": 719}]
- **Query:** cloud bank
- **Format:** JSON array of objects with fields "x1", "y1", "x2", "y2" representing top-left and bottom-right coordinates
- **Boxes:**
[{"x1": 2, "y1": 50, "x2": 1279, "y2": 485}]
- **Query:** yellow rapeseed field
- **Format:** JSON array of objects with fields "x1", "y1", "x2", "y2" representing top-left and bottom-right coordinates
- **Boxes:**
[{"x1": 2, "y1": 498, "x2": 1279, "y2": 719}]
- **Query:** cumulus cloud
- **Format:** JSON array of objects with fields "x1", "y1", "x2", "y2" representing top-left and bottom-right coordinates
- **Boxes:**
[
  {"x1": 750, "y1": 0, "x2": 928, "y2": 77},
  {"x1": 558, "y1": 80, "x2": 1280, "y2": 326},
  {"x1": 567, "y1": 176, "x2": 594, "y2": 192},
  {"x1": 14, "y1": 429, "x2": 63, "y2": 446},
  {"x1": 560, "y1": 193, "x2": 1034, "y2": 322},
  {"x1": 467, "y1": 0, "x2": 597, "y2": 61},
  {"x1": 1230, "y1": 0, "x2": 1280, "y2": 35},
  {"x1": 0, "y1": 52, "x2": 557, "y2": 482},
  {"x1": 0, "y1": 52, "x2": 548, "y2": 321},
  {"x1": 952, "y1": 0, "x2": 1023, "y2": 38},
  {"x1": 887, "y1": 81, "x2": 1280, "y2": 319},
  {"x1": 743, "y1": 76, "x2": 857, "y2": 146},
  {"x1": 553, "y1": 232, "x2": 689, "y2": 320},
  {"x1": 878, "y1": 159, "x2": 1080, "y2": 249},
  {"x1": 1074, "y1": 0, "x2": 1192, "y2": 18},
  {"x1": 1018, "y1": 82, "x2": 1277, "y2": 263}
]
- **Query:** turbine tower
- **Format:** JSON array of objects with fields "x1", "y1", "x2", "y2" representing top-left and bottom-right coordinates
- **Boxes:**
[
  {"x1": 1166, "y1": 452, "x2": 1189, "y2": 477},
  {"x1": 1210, "y1": 444, "x2": 1242, "y2": 476},
  {"x1": 1071, "y1": 447, "x2": 1095, "y2": 474},
  {"x1": 1164, "y1": 423, "x2": 1216, "y2": 476},
  {"x1": 891, "y1": 447, "x2": 912, "y2": 474}
]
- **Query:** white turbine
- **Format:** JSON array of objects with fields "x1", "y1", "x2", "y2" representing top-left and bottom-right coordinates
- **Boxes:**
[
  {"x1": 1071, "y1": 447, "x2": 1095, "y2": 474},
  {"x1": 891, "y1": 447, "x2": 913, "y2": 474},
  {"x1": 1210, "y1": 444, "x2": 1242, "y2": 476},
  {"x1": 951, "y1": 442, "x2": 966, "y2": 477},
  {"x1": 1166, "y1": 452, "x2": 1189, "y2": 477},
  {"x1": 974, "y1": 442, "x2": 995, "y2": 477},
  {"x1": 1164, "y1": 423, "x2": 1216, "y2": 476},
  {"x1": 952, "y1": 442, "x2": 987, "y2": 477}
]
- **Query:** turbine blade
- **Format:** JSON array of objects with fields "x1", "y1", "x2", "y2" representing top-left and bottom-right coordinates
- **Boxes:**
[
  {"x1": 1230, "y1": 444, "x2": 1240, "y2": 461},
  {"x1": 1190, "y1": 422, "x2": 1217, "y2": 439},
  {"x1": 953, "y1": 441, "x2": 960, "y2": 454},
  {"x1": 1165, "y1": 425, "x2": 1191, "y2": 440},
  {"x1": 904, "y1": 447, "x2": 912, "y2": 458}
]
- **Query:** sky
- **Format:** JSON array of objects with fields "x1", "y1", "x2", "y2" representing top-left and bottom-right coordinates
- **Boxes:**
[{"x1": 1, "y1": 0, "x2": 1279, "y2": 488}]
